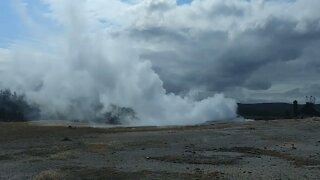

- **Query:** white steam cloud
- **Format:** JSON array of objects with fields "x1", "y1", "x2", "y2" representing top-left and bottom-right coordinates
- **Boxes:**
[{"x1": 0, "y1": 0, "x2": 237, "y2": 126}]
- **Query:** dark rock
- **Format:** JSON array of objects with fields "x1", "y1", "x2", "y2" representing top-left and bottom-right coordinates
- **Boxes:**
[{"x1": 62, "y1": 137, "x2": 72, "y2": 141}]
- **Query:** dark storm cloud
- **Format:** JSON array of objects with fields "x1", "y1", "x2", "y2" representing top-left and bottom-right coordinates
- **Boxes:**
[
  {"x1": 127, "y1": 0, "x2": 320, "y2": 102},
  {"x1": 285, "y1": 84, "x2": 320, "y2": 98}
]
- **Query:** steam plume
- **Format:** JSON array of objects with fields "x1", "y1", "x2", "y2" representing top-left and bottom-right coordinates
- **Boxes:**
[{"x1": 0, "y1": 0, "x2": 237, "y2": 126}]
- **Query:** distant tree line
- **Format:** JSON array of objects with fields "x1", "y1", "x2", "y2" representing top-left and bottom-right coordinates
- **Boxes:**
[
  {"x1": 0, "y1": 89, "x2": 39, "y2": 122},
  {"x1": 237, "y1": 103, "x2": 313, "y2": 120},
  {"x1": 0, "y1": 88, "x2": 136, "y2": 123}
]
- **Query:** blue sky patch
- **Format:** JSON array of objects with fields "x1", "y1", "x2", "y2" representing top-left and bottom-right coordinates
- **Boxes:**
[{"x1": 177, "y1": 0, "x2": 193, "y2": 5}]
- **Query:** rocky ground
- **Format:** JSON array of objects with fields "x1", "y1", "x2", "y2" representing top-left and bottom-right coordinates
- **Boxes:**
[{"x1": 0, "y1": 118, "x2": 320, "y2": 179}]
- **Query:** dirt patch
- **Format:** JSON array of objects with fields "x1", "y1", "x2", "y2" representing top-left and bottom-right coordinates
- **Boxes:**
[
  {"x1": 2, "y1": 143, "x2": 84, "y2": 162},
  {"x1": 33, "y1": 166, "x2": 225, "y2": 180},
  {"x1": 1, "y1": 119, "x2": 320, "y2": 179},
  {"x1": 23, "y1": 144, "x2": 80, "y2": 158},
  {"x1": 0, "y1": 154, "x2": 14, "y2": 161},
  {"x1": 214, "y1": 147, "x2": 320, "y2": 167},
  {"x1": 86, "y1": 143, "x2": 110, "y2": 154},
  {"x1": 111, "y1": 140, "x2": 168, "y2": 151},
  {"x1": 149, "y1": 154, "x2": 239, "y2": 165},
  {"x1": 85, "y1": 140, "x2": 167, "y2": 154}
]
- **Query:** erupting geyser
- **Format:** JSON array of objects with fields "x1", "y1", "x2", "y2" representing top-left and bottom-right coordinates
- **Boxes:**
[{"x1": 0, "y1": 0, "x2": 237, "y2": 126}]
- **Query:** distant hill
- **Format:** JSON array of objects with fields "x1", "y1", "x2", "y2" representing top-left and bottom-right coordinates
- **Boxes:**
[{"x1": 237, "y1": 103, "x2": 320, "y2": 120}]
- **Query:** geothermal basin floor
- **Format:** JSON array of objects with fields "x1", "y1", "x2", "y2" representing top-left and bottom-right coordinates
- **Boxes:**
[{"x1": 0, "y1": 118, "x2": 320, "y2": 179}]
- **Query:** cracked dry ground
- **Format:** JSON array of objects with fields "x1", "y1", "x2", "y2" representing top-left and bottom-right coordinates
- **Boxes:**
[{"x1": 0, "y1": 118, "x2": 320, "y2": 179}]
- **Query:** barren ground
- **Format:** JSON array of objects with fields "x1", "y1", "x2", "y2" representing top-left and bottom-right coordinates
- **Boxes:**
[{"x1": 0, "y1": 118, "x2": 320, "y2": 179}]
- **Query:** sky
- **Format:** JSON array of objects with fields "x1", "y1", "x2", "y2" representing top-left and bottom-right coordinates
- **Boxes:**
[
  {"x1": 1, "y1": 0, "x2": 319, "y2": 104},
  {"x1": 0, "y1": 0, "x2": 192, "y2": 45},
  {"x1": 0, "y1": 0, "x2": 320, "y2": 124}
]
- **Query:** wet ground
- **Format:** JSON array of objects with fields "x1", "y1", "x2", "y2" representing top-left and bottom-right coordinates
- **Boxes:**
[{"x1": 0, "y1": 118, "x2": 320, "y2": 179}]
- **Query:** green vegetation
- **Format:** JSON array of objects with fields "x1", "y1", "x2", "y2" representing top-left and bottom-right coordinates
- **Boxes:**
[
  {"x1": 238, "y1": 103, "x2": 304, "y2": 120},
  {"x1": 0, "y1": 89, "x2": 39, "y2": 121}
]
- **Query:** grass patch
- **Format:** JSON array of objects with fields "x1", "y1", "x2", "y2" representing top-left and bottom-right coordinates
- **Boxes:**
[
  {"x1": 33, "y1": 169, "x2": 66, "y2": 180},
  {"x1": 0, "y1": 121, "x2": 237, "y2": 142},
  {"x1": 48, "y1": 150, "x2": 78, "y2": 160}
]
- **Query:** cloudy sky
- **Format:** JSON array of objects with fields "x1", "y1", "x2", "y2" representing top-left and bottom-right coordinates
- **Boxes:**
[{"x1": 1, "y1": 0, "x2": 320, "y2": 104}]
